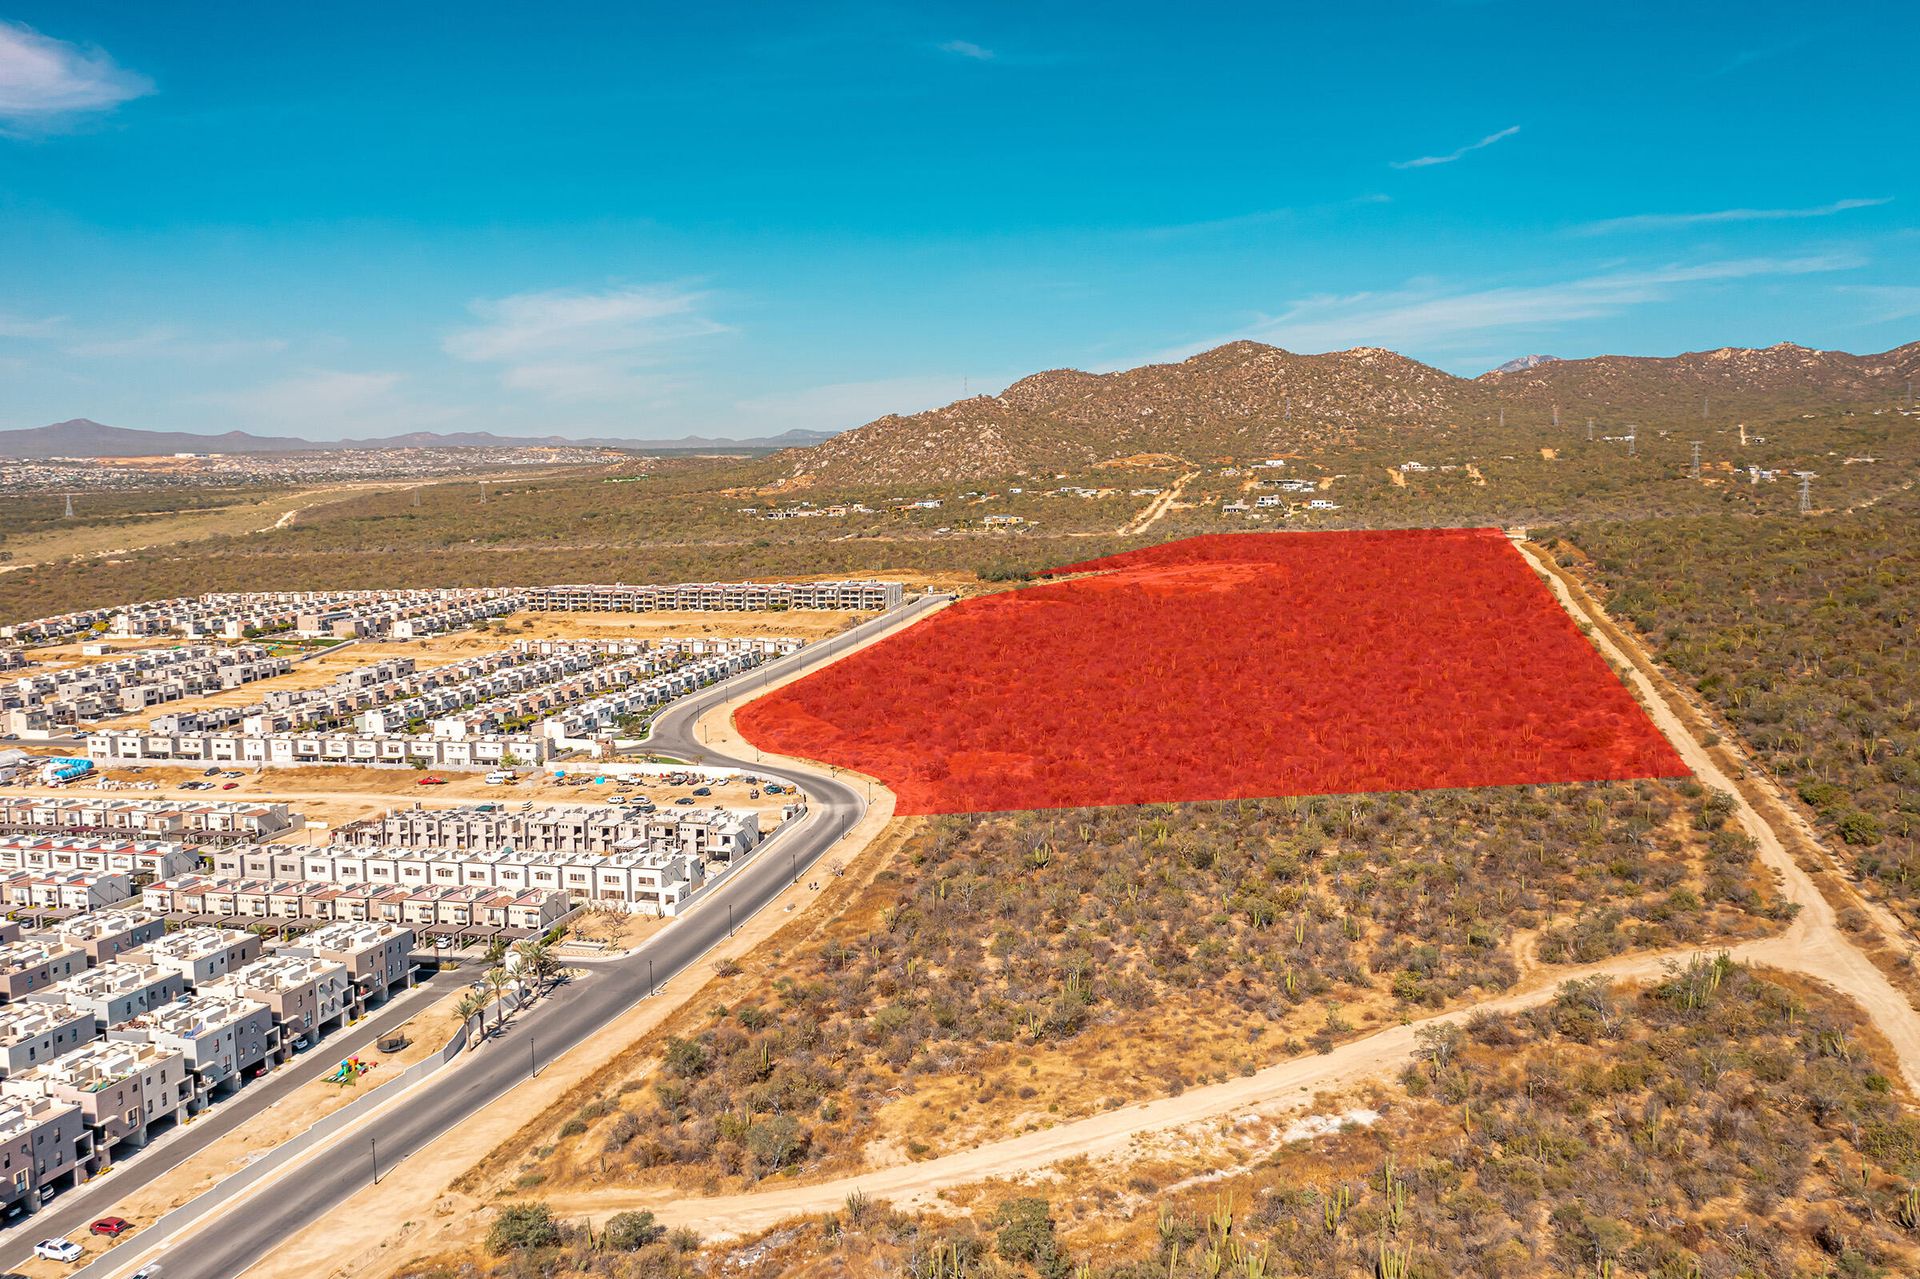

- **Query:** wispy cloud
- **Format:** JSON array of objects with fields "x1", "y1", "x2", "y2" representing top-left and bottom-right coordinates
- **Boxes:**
[
  {"x1": 1138, "y1": 194, "x2": 1392, "y2": 241},
  {"x1": 1575, "y1": 197, "x2": 1893, "y2": 236},
  {"x1": 1838, "y1": 285, "x2": 1920, "y2": 325},
  {"x1": 1159, "y1": 254, "x2": 1864, "y2": 359},
  {"x1": 0, "y1": 20, "x2": 152, "y2": 131},
  {"x1": 734, "y1": 374, "x2": 981, "y2": 433},
  {"x1": 63, "y1": 326, "x2": 286, "y2": 362},
  {"x1": 938, "y1": 40, "x2": 994, "y2": 61},
  {"x1": 444, "y1": 283, "x2": 730, "y2": 402},
  {"x1": 1390, "y1": 125, "x2": 1519, "y2": 170},
  {"x1": 0, "y1": 310, "x2": 65, "y2": 339},
  {"x1": 204, "y1": 370, "x2": 455, "y2": 436}
]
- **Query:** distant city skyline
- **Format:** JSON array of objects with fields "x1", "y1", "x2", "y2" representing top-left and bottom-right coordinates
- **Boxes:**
[{"x1": 1, "y1": 2, "x2": 1913, "y2": 441}]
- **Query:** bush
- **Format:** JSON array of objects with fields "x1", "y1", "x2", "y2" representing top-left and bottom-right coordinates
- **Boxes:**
[
  {"x1": 995, "y1": 1197, "x2": 1069, "y2": 1277},
  {"x1": 603, "y1": 1210, "x2": 665, "y2": 1251},
  {"x1": 486, "y1": 1203, "x2": 560, "y2": 1254}
]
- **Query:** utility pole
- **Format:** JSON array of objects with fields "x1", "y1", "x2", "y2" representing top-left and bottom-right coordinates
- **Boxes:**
[
  {"x1": 1586, "y1": 417, "x2": 1594, "y2": 443},
  {"x1": 411, "y1": 488, "x2": 421, "y2": 508},
  {"x1": 1689, "y1": 441, "x2": 1702, "y2": 481},
  {"x1": 1497, "y1": 407, "x2": 1505, "y2": 430},
  {"x1": 477, "y1": 481, "x2": 486, "y2": 504},
  {"x1": 1702, "y1": 394, "x2": 1710, "y2": 420},
  {"x1": 1795, "y1": 471, "x2": 1816, "y2": 514}
]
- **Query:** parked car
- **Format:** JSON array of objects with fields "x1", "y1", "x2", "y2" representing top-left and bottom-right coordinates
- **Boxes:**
[
  {"x1": 221, "y1": 782, "x2": 239, "y2": 790},
  {"x1": 291, "y1": 1036, "x2": 312, "y2": 1052},
  {"x1": 673, "y1": 797, "x2": 695, "y2": 805},
  {"x1": 90, "y1": 1217, "x2": 133, "y2": 1237},
  {"x1": 34, "y1": 1239, "x2": 84, "y2": 1262},
  {"x1": 202, "y1": 767, "x2": 221, "y2": 777},
  {"x1": 692, "y1": 786, "x2": 711, "y2": 796},
  {"x1": 416, "y1": 776, "x2": 446, "y2": 786}
]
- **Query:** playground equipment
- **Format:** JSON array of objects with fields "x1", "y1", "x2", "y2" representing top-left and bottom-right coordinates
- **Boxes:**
[{"x1": 323, "y1": 1056, "x2": 376, "y2": 1086}]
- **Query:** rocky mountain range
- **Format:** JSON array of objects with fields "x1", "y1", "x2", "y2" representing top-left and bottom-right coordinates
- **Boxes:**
[
  {"x1": 782, "y1": 340, "x2": 1920, "y2": 485},
  {"x1": 0, "y1": 420, "x2": 834, "y2": 459}
]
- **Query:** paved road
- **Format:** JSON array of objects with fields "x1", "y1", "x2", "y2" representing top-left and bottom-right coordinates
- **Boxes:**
[
  {"x1": 0, "y1": 966, "x2": 461, "y2": 1267},
  {"x1": 103, "y1": 595, "x2": 941, "y2": 1279}
]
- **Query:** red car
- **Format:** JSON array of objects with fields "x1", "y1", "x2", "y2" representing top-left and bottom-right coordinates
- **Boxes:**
[
  {"x1": 416, "y1": 776, "x2": 446, "y2": 786},
  {"x1": 221, "y1": 782, "x2": 239, "y2": 790},
  {"x1": 90, "y1": 1217, "x2": 133, "y2": 1237}
]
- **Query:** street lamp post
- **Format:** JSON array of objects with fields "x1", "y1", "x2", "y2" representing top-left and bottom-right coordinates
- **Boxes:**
[
  {"x1": 648, "y1": 957, "x2": 654, "y2": 997},
  {"x1": 371, "y1": 1135, "x2": 379, "y2": 1185},
  {"x1": 530, "y1": 1035, "x2": 537, "y2": 1079}
]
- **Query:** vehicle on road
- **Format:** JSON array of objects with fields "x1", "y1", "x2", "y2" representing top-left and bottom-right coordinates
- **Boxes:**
[
  {"x1": 129, "y1": 1264, "x2": 163, "y2": 1279},
  {"x1": 90, "y1": 1217, "x2": 132, "y2": 1237},
  {"x1": 34, "y1": 1238, "x2": 83, "y2": 1262}
]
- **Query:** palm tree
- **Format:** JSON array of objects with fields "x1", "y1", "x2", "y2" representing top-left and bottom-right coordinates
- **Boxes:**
[
  {"x1": 514, "y1": 939, "x2": 557, "y2": 998},
  {"x1": 454, "y1": 991, "x2": 488, "y2": 1050},
  {"x1": 484, "y1": 966, "x2": 512, "y2": 1033}
]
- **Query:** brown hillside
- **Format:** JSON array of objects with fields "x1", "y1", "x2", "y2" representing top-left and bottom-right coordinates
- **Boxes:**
[{"x1": 781, "y1": 338, "x2": 1919, "y2": 485}]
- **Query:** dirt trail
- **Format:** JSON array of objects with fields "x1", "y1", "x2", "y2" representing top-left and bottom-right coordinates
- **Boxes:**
[
  {"x1": 1119, "y1": 470, "x2": 1197, "y2": 536},
  {"x1": 529, "y1": 541, "x2": 1920, "y2": 1241}
]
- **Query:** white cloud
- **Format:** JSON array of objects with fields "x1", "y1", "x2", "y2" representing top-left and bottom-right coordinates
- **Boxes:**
[
  {"x1": 63, "y1": 326, "x2": 286, "y2": 362},
  {"x1": 203, "y1": 370, "x2": 455, "y2": 437},
  {"x1": 0, "y1": 310, "x2": 64, "y2": 338},
  {"x1": 938, "y1": 40, "x2": 994, "y2": 60},
  {"x1": 0, "y1": 21, "x2": 152, "y2": 127},
  {"x1": 444, "y1": 283, "x2": 728, "y2": 403},
  {"x1": 1391, "y1": 125, "x2": 1519, "y2": 169},
  {"x1": 1160, "y1": 254, "x2": 1865, "y2": 359},
  {"x1": 1838, "y1": 285, "x2": 1920, "y2": 325},
  {"x1": 1574, "y1": 197, "x2": 1893, "y2": 236},
  {"x1": 733, "y1": 374, "x2": 979, "y2": 433}
]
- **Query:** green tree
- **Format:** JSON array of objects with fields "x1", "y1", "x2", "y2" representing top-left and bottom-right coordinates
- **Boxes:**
[{"x1": 602, "y1": 1210, "x2": 665, "y2": 1251}]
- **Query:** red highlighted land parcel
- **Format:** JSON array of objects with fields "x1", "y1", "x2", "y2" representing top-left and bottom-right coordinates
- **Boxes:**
[{"x1": 736, "y1": 530, "x2": 1690, "y2": 814}]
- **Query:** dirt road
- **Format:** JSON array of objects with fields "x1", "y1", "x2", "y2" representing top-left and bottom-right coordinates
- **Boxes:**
[{"x1": 1119, "y1": 470, "x2": 1197, "y2": 536}]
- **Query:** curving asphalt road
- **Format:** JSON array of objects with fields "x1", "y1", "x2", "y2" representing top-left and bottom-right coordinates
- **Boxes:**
[{"x1": 85, "y1": 593, "x2": 942, "y2": 1279}]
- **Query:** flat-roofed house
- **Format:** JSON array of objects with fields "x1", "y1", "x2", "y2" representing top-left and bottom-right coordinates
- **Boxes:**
[{"x1": 0, "y1": 941, "x2": 85, "y2": 1003}]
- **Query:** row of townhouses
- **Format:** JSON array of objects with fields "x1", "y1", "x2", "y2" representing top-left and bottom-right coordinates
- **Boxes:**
[
  {"x1": 338, "y1": 802, "x2": 760, "y2": 858},
  {"x1": 0, "y1": 918, "x2": 416, "y2": 1212},
  {"x1": 0, "y1": 797, "x2": 301, "y2": 842},
  {"x1": 5, "y1": 645, "x2": 290, "y2": 725},
  {"x1": 143, "y1": 877, "x2": 568, "y2": 932},
  {"x1": 209, "y1": 844, "x2": 703, "y2": 915},
  {"x1": 2, "y1": 579, "x2": 903, "y2": 646},
  {"x1": 84, "y1": 727, "x2": 550, "y2": 769}
]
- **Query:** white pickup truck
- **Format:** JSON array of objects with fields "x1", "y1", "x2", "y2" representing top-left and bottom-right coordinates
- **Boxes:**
[{"x1": 484, "y1": 770, "x2": 515, "y2": 785}]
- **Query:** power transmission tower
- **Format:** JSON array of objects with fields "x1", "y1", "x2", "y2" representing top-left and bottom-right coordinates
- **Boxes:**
[
  {"x1": 1497, "y1": 407, "x2": 1505, "y2": 430},
  {"x1": 411, "y1": 488, "x2": 421, "y2": 508},
  {"x1": 1689, "y1": 441, "x2": 1702, "y2": 480},
  {"x1": 1626, "y1": 431, "x2": 1637, "y2": 458},
  {"x1": 478, "y1": 481, "x2": 487, "y2": 504},
  {"x1": 62, "y1": 492, "x2": 77, "y2": 518},
  {"x1": 1702, "y1": 394, "x2": 1710, "y2": 420},
  {"x1": 1586, "y1": 417, "x2": 1594, "y2": 442},
  {"x1": 1795, "y1": 471, "x2": 1815, "y2": 514}
]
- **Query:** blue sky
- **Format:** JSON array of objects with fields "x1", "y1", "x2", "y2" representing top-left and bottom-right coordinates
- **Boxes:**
[{"x1": 1, "y1": 2, "x2": 1914, "y2": 441}]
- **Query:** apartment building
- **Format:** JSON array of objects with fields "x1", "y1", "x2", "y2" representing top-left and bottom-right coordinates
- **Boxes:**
[
  {"x1": 0, "y1": 796, "x2": 301, "y2": 842},
  {"x1": 110, "y1": 993, "x2": 273, "y2": 1093},
  {"x1": 212, "y1": 954, "x2": 350, "y2": 1043},
  {"x1": 0, "y1": 942, "x2": 85, "y2": 1003},
  {"x1": 0, "y1": 1002, "x2": 96, "y2": 1077},
  {"x1": 1, "y1": 1038, "x2": 190, "y2": 1154},
  {"x1": 295, "y1": 920, "x2": 415, "y2": 1007},
  {"x1": 142, "y1": 876, "x2": 568, "y2": 935},
  {"x1": 0, "y1": 1095, "x2": 92, "y2": 1210},
  {"x1": 137, "y1": 927, "x2": 263, "y2": 987},
  {"x1": 57, "y1": 909, "x2": 166, "y2": 965},
  {"x1": 39, "y1": 963, "x2": 184, "y2": 1030},
  {"x1": 86, "y1": 727, "x2": 549, "y2": 769},
  {"x1": 338, "y1": 803, "x2": 759, "y2": 859},
  {"x1": 0, "y1": 871, "x2": 136, "y2": 915}
]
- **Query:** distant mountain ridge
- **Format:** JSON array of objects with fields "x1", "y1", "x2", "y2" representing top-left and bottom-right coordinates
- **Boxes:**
[
  {"x1": 781, "y1": 339, "x2": 1920, "y2": 485},
  {"x1": 0, "y1": 420, "x2": 835, "y2": 460}
]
